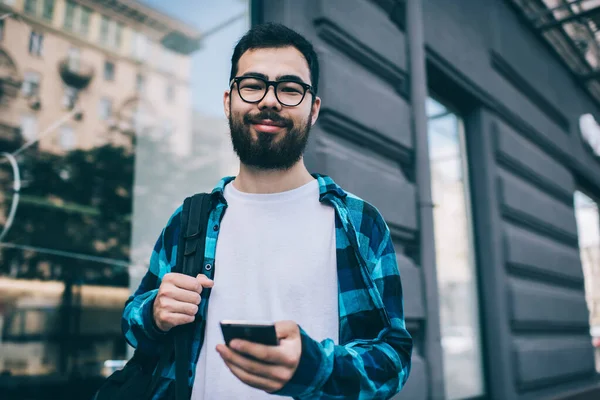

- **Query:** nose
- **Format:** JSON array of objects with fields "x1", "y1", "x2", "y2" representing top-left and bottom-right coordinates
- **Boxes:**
[{"x1": 257, "y1": 85, "x2": 282, "y2": 111}]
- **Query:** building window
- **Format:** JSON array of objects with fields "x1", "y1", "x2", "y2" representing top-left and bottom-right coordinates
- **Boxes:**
[
  {"x1": 131, "y1": 31, "x2": 149, "y2": 60},
  {"x1": 24, "y1": 0, "x2": 37, "y2": 15},
  {"x1": 426, "y1": 97, "x2": 485, "y2": 399},
  {"x1": 63, "y1": 0, "x2": 76, "y2": 31},
  {"x1": 100, "y1": 15, "x2": 123, "y2": 50},
  {"x1": 166, "y1": 81, "x2": 175, "y2": 102},
  {"x1": 62, "y1": 85, "x2": 78, "y2": 109},
  {"x1": 20, "y1": 114, "x2": 38, "y2": 143},
  {"x1": 104, "y1": 61, "x2": 115, "y2": 81},
  {"x1": 574, "y1": 191, "x2": 600, "y2": 372},
  {"x1": 136, "y1": 73, "x2": 145, "y2": 94},
  {"x1": 80, "y1": 6, "x2": 91, "y2": 36},
  {"x1": 99, "y1": 97, "x2": 113, "y2": 120},
  {"x1": 23, "y1": 0, "x2": 53, "y2": 20},
  {"x1": 59, "y1": 126, "x2": 75, "y2": 150},
  {"x1": 42, "y1": 0, "x2": 54, "y2": 21},
  {"x1": 64, "y1": 1, "x2": 92, "y2": 37},
  {"x1": 22, "y1": 71, "x2": 41, "y2": 97},
  {"x1": 0, "y1": 19, "x2": 5, "y2": 42},
  {"x1": 29, "y1": 31, "x2": 44, "y2": 56},
  {"x1": 67, "y1": 47, "x2": 80, "y2": 72}
]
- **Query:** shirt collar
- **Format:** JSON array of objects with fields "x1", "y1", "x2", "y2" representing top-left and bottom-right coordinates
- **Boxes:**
[{"x1": 210, "y1": 173, "x2": 347, "y2": 204}]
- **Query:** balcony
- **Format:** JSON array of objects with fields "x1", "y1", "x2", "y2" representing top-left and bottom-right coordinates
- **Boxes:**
[{"x1": 58, "y1": 59, "x2": 94, "y2": 90}]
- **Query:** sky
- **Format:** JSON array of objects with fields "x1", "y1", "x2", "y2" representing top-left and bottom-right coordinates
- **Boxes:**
[{"x1": 140, "y1": 0, "x2": 250, "y2": 116}]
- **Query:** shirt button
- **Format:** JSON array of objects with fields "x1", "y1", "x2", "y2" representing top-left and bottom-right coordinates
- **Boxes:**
[
  {"x1": 213, "y1": 224, "x2": 219, "y2": 231},
  {"x1": 205, "y1": 264, "x2": 212, "y2": 271}
]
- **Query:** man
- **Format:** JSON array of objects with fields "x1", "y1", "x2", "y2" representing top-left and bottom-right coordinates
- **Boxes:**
[{"x1": 122, "y1": 23, "x2": 412, "y2": 399}]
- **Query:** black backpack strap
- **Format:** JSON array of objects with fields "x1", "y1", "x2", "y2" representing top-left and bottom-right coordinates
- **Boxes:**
[{"x1": 174, "y1": 193, "x2": 212, "y2": 400}]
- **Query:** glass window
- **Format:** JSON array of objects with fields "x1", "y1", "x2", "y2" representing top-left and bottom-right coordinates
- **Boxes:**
[
  {"x1": 115, "y1": 22, "x2": 123, "y2": 50},
  {"x1": 79, "y1": 6, "x2": 91, "y2": 36},
  {"x1": 427, "y1": 97, "x2": 485, "y2": 399},
  {"x1": 100, "y1": 15, "x2": 110, "y2": 45},
  {"x1": 99, "y1": 97, "x2": 113, "y2": 120},
  {"x1": 131, "y1": 31, "x2": 148, "y2": 60},
  {"x1": 62, "y1": 85, "x2": 78, "y2": 109},
  {"x1": 63, "y1": 0, "x2": 76, "y2": 31},
  {"x1": 22, "y1": 71, "x2": 41, "y2": 97},
  {"x1": 20, "y1": 114, "x2": 38, "y2": 142},
  {"x1": 0, "y1": 1, "x2": 248, "y2": 397},
  {"x1": 574, "y1": 191, "x2": 600, "y2": 372},
  {"x1": 67, "y1": 47, "x2": 80, "y2": 72},
  {"x1": 104, "y1": 61, "x2": 115, "y2": 81},
  {"x1": 42, "y1": 0, "x2": 54, "y2": 21},
  {"x1": 59, "y1": 126, "x2": 76, "y2": 150},
  {"x1": 28, "y1": 31, "x2": 44, "y2": 56},
  {"x1": 24, "y1": 0, "x2": 37, "y2": 15}
]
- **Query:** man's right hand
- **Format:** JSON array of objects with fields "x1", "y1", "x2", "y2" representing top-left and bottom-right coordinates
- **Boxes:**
[{"x1": 153, "y1": 273, "x2": 214, "y2": 332}]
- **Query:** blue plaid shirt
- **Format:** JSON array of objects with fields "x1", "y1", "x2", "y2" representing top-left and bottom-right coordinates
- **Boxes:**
[{"x1": 122, "y1": 174, "x2": 413, "y2": 399}]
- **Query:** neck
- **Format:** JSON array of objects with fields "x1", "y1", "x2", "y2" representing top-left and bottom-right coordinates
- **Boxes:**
[{"x1": 233, "y1": 159, "x2": 314, "y2": 194}]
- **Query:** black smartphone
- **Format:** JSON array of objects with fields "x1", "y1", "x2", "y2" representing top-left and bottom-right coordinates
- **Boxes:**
[{"x1": 220, "y1": 320, "x2": 279, "y2": 346}]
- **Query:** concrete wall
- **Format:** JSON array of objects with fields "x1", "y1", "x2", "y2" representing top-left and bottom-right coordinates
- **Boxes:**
[{"x1": 256, "y1": 0, "x2": 600, "y2": 399}]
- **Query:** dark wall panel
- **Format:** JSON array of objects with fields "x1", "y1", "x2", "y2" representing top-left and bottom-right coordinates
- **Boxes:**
[
  {"x1": 314, "y1": 132, "x2": 417, "y2": 235},
  {"x1": 513, "y1": 337, "x2": 596, "y2": 390},
  {"x1": 491, "y1": 0, "x2": 578, "y2": 122},
  {"x1": 498, "y1": 170, "x2": 578, "y2": 242},
  {"x1": 397, "y1": 254, "x2": 425, "y2": 320},
  {"x1": 503, "y1": 223, "x2": 584, "y2": 285},
  {"x1": 312, "y1": 0, "x2": 406, "y2": 88},
  {"x1": 318, "y1": 49, "x2": 412, "y2": 155},
  {"x1": 493, "y1": 119, "x2": 574, "y2": 201},
  {"x1": 508, "y1": 277, "x2": 589, "y2": 330}
]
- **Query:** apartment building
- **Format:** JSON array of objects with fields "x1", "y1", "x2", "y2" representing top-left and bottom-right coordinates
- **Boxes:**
[{"x1": 0, "y1": 0, "x2": 198, "y2": 155}]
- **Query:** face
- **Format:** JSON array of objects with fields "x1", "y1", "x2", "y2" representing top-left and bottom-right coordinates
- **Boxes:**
[{"x1": 224, "y1": 46, "x2": 321, "y2": 170}]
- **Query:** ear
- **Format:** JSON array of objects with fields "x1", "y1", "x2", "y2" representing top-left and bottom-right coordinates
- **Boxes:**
[
  {"x1": 310, "y1": 96, "x2": 321, "y2": 126},
  {"x1": 223, "y1": 90, "x2": 231, "y2": 119}
]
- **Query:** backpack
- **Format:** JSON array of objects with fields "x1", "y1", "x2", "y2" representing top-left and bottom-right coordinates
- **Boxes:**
[{"x1": 93, "y1": 193, "x2": 212, "y2": 400}]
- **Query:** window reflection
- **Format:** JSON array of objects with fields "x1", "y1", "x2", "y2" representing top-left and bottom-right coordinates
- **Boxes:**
[
  {"x1": 0, "y1": 0, "x2": 248, "y2": 397},
  {"x1": 426, "y1": 97, "x2": 485, "y2": 399},
  {"x1": 574, "y1": 191, "x2": 600, "y2": 372}
]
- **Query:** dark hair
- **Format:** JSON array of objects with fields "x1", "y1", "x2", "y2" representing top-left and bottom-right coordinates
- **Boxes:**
[{"x1": 229, "y1": 23, "x2": 320, "y2": 95}]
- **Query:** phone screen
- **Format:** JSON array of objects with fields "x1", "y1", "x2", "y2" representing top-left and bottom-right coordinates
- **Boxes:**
[{"x1": 220, "y1": 320, "x2": 279, "y2": 346}]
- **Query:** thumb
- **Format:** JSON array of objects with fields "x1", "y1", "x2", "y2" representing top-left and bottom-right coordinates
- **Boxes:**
[
  {"x1": 196, "y1": 274, "x2": 214, "y2": 288},
  {"x1": 275, "y1": 320, "x2": 299, "y2": 339}
]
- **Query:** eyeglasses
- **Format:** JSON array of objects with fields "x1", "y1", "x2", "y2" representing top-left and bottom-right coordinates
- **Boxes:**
[{"x1": 230, "y1": 76, "x2": 314, "y2": 107}]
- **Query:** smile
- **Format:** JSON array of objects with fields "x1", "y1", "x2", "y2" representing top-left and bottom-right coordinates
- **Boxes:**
[{"x1": 251, "y1": 119, "x2": 286, "y2": 133}]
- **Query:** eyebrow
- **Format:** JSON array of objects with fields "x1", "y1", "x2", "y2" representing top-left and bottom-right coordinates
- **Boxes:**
[{"x1": 240, "y1": 72, "x2": 310, "y2": 85}]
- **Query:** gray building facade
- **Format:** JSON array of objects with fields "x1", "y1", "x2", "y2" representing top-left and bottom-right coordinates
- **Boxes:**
[{"x1": 254, "y1": 0, "x2": 600, "y2": 399}]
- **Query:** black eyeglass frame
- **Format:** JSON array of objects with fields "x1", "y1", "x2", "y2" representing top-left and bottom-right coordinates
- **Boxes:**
[{"x1": 229, "y1": 76, "x2": 314, "y2": 107}]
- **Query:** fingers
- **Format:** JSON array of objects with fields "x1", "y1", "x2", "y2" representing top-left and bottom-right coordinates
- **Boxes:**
[
  {"x1": 228, "y1": 340, "x2": 292, "y2": 367},
  {"x1": 163, "y1": 272, "x2": 214, "y2": 293},
  {"x1": 158, "y1": 296, "x2": 198, "y2": 316},
  {"x1": 197, "y1": 274, "x2": 214, "y2": 289},
  {"x1": 217, "y1": 345, "x2": 287, "y2": 393},
  {"x1": 162, "y1": 285, "x2": 201, "y2": 305},
  {"x1": 156, "y1": 312, "x2": 195, "y2": 331}
]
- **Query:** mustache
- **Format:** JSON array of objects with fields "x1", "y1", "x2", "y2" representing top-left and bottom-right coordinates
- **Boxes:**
[{"x1": 243, "y1": 111, "x2": 292, "y2": 128}]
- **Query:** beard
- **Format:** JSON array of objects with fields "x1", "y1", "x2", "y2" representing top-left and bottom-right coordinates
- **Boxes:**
[{"x1": 228, "y1": 108, "x2": 312, "y2": 171}]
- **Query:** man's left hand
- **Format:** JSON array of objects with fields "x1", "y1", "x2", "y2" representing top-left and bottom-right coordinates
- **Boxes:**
[{"x1": 216, "y1": 320, "x2": 302, "y2": 393}]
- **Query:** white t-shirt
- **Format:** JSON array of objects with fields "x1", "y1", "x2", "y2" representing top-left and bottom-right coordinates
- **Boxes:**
[{"x1": 191, "y1": 179, "x2": 339, "y2": 400}]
